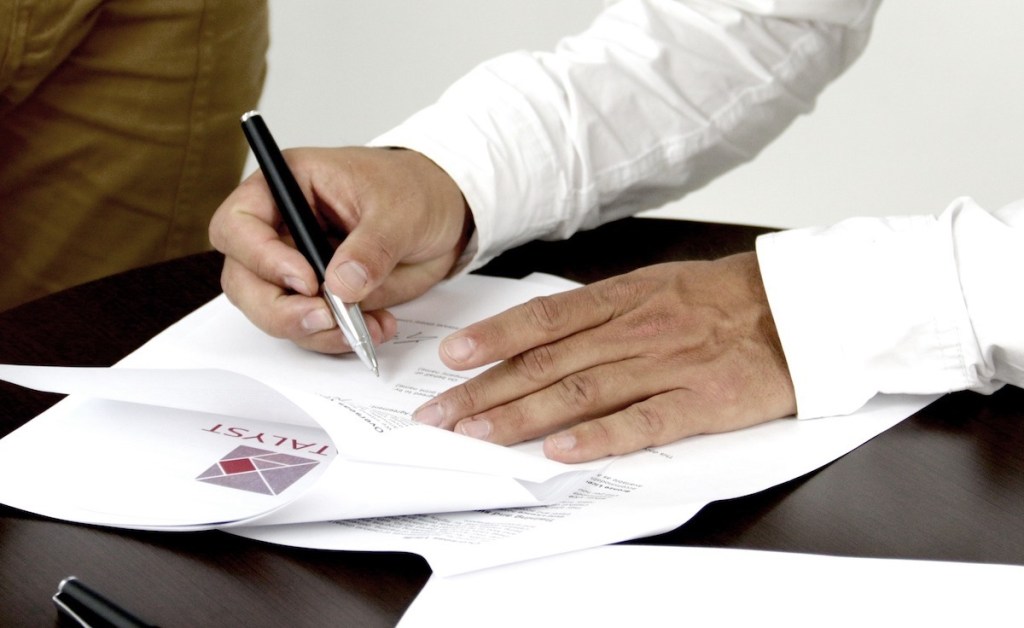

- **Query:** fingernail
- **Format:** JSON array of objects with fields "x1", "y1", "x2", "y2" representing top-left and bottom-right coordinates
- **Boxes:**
[
  {"x1": 442, "y1": 336, "x2": 476, "y2": 364},
  {"x1": 283, "y1": 275, "x2": 309, "y2": 295},
  {"x1": 334, "y1": 261, "x2": 368, "y2": 293},
  {"x1": 412, "y1": 402, "x2": 445, "y2": 427},
  {"x1": 301, "y1": 308, "x2": 335, "y2": 333},
  {"x1": 457, "y1": 418, "x2": 491, "y2": 440},
  {"x1": 548, "y1": 433, "x2": 576, "y2": 452}
]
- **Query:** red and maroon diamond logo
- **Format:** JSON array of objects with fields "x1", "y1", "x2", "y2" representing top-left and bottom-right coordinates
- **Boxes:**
[{"x1": 196, "y1": 446, "x2": 318, "y2": 495}]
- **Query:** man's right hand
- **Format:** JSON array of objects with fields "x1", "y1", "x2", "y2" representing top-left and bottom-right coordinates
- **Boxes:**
[{"x1": 209, "y1": 146, "x2": 472, "y2": 354}]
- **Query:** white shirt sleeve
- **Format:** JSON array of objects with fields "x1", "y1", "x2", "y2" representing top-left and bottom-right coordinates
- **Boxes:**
[
  {"x1": 370, "y1": 0, "x2": 881, "y2": 269},
  {"x1": 757, "y1": 198, "x2": 1024, "y2": 418},
  {"x1": 369, "y1": 1, "x2": 1024, "y2": 419}
]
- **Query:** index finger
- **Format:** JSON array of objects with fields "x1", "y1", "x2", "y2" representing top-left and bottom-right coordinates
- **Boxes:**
[
  {"x1": 209, "y1": 174, "x2": 319, "y2": 296},
  {"x1": 438, "y1": 280, "x2": 634, "y2": 371}
]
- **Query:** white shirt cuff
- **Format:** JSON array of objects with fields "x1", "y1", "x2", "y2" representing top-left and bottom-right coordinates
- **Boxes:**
[{"x1": 756, "y1": 211, "x2": 979, "y2": 419}]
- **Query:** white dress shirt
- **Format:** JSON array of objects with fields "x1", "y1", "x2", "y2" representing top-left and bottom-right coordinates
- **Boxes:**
[{"x1": 372, "y1": 0, "x2": 1023, "y2": 419}]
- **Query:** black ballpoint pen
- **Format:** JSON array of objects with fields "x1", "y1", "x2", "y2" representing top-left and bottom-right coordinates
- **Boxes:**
[
  {"x1": 53, "y1": 576, "x2": 157, "y2": 628},
  {"x1": 240, "y1": 111, "x2": 379, "y2": 376}
]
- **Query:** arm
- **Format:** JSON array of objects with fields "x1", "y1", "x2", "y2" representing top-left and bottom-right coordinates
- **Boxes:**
[
  {"x1": 214, "y1": 1, "x2": 901, "y2": 461},
  {"x1": 379, "y1": 0, "x2": 901, "y2": 460},
  {"x1": 210, "y1": 0, "x2": 879, "y2": 356},
  {"x1": 371, "y1": 0, "x2": 881, "y2": 269}
]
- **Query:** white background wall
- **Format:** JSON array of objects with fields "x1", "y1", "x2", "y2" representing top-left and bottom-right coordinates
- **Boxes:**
[{"x1": 254, "y1": 0, "x2": 1024, "y2": 230}]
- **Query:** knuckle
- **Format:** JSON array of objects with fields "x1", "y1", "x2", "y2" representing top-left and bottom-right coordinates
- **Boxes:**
[
  {"x1": 253, "y1": 241, "x2": 281, "y2": 285},
  {"x1": 447, "y1": 378, "x2": 488, "y2": 414},
  {"x1": 208, "y1": 215, "x2": 224, "y2": 249},
  {"x1": 555, "y1": 372, "x2": 601, "y2": 410},
  {"x1": 208, "y1": 200, "x2": 241, "y2": 244},
  {"x1": 219, "y1": 265, "x2": 238, "y2": 302},
  {"x1": 508, "y1": 345, "x2": 558, "y2": 381},
  {"x1": 627, "y1": 308, "x2": 676, "y2": 342},
  {"x1": 625, "y1": 402, "x2": 669, "y2": 439},
  {"x1": 600, "y1": 273, "x2": 649, "y2": 313},
  {"x1": 522, "y1": 295, "x2": 568, "y2": 333},
  {"x1": 354, "y1": 232, "x2": 398, "y2": 282},
  {"x1": 603, "y1": 274, "x2": 642, "y2": 304}
]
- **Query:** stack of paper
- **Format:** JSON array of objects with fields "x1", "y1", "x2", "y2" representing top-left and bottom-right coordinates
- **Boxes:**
[{"x1": 0, "y1": 274, "x2": 936, "y2": 575}]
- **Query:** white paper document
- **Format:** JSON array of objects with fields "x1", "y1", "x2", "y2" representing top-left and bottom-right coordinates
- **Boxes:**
[
  {"x1": 0, "y1": 276, "x2": 600, "y2": 529},
  {"x1": 231, "y1": 391, "x2": 929, "y2": 574},
  {"x1": 399, "y1": 545, "x2": 1024, "y2": 627},
  {"x1": 0, "y1": 273, "x2": 938, "y2": 574}
]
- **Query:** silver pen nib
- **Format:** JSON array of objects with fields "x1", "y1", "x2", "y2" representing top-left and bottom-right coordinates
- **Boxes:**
[{"x1": 323, "y1": 285, "x2": 380, "y2": 376}]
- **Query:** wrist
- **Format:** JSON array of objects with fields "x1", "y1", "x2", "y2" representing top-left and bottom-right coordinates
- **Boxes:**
[{"x1": 386, "y1": 146, "x2": 477, "y2": 277}]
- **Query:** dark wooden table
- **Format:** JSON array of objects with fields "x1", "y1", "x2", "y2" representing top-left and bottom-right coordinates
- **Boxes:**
[{"x1": 2, "y1": 218, "x2": 1022, "y2": 626}]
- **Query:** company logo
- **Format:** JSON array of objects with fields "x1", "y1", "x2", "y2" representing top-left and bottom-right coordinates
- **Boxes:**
[{"x1": 196, "y1": 446, "x2": 318, "y2": 495}]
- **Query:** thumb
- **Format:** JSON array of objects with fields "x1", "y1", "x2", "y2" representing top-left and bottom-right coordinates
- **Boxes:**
[
  {"x1": 319, "y1": 147, "x2": 469, "y2": 306},
  {"x1": 325, "y1": 221, "x2": 400, "y2": 304}
]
